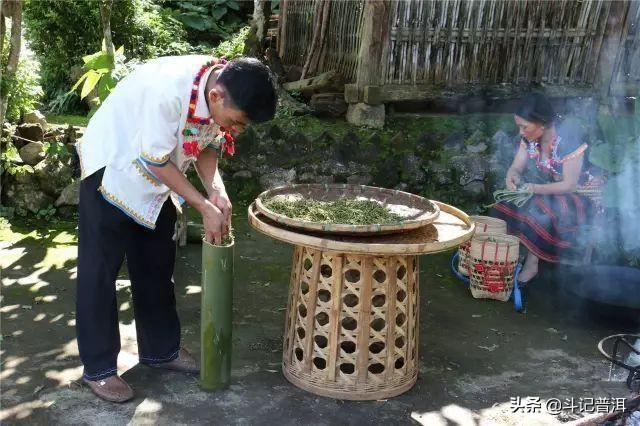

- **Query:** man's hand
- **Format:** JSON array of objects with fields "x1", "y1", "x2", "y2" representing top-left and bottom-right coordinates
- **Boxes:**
[
  {"x1": 209, "y1": 188, "x2": 232, "y2": 232},
  {"x1": 200, "y1": 200, "x2": 226, "y2": 245}
]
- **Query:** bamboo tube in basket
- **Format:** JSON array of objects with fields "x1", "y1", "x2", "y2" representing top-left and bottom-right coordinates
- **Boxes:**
[{"x1": 200, "y1": 238, "x2": 234, "y2": 391}]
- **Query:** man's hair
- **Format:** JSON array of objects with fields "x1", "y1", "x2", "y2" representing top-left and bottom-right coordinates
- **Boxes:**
[{"x1": 217, "y1": 57, "x2": 278, "y2": 123}]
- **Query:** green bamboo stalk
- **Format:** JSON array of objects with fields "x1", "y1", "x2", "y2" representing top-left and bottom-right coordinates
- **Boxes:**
[{"x1": 200, "y1": 238, "x2": 234, "y2": 391}]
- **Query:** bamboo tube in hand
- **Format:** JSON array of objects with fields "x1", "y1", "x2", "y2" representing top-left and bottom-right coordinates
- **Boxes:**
[{"x1": 200, "y1": 237, "x2": 234, "y2": 391}]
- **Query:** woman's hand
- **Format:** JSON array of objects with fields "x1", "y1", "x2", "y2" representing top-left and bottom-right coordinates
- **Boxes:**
[{"x1": 505, "y1": 172, "x2": 521, "y2": 190}]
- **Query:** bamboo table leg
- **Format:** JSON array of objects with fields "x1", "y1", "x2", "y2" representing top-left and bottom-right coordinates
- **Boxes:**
[{"x1": 281, "y1": 245, "x2": 421, "y2": 400}]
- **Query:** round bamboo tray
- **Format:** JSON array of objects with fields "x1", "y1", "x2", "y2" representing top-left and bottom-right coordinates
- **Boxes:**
[
  {"x1": 248, "y1": 201, "x2": 473, "y2": 256},
  {"x1": 255, "y1": 184, "x2": 440, "y2": 235}
]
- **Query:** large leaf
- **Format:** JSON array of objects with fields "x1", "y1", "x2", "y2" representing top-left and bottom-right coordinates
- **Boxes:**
[
  {"x1": 226, "y1": 0, "x2": 240, "y2": 11},
  {"x1": 211, "y1": 6, "x2": 227, "y2": 20},
  {"x1": 177, "y1": 2, "x2": 208, "y2": 13},
  {"x1": 96, "y1": 73, "x2": 118, "y2": 101},
  {"x1": 71, "y1": 72, "x2": 89, "y2": 92},
  {"x1": 80, "y1": 70, "x2": 103, "y2": 99},
  {"x1": 177, "y1": 12, "x2": 214, "y2": 31},
  {"x1": 83, "y1": 51, "x2": 114, "y2": 71},
  {"x1": 589, "y1": 142, "x2": 629, "y2": 174}
]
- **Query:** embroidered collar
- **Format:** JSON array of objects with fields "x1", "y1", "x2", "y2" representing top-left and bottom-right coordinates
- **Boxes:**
[{"x1": 182, "y1": 59, "x2": 236, "y2": 158}]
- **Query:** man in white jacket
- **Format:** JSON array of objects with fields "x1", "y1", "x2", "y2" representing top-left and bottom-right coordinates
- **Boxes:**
[{"x1": 76, "y1": 55, "x2": 277, "y2": 402}]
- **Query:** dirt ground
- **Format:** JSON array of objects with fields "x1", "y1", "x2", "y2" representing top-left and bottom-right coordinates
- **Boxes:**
[{"x1": 1, "y1": 214, "x2": 638, "y2": 425}]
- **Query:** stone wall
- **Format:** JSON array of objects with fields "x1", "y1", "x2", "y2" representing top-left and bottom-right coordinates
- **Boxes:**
[
  {"x1": 218, "y1": 116, "x2": 519, "y2": 213},
  {"x1": 2, "y1": 113, "x2": 521, "y2": 219},
  {"x1": 1, "y1": 116, "x2": 82, "y2": 218}
]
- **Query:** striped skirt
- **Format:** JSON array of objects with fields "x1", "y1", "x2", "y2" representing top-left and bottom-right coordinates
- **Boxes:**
[{"x1": 492, "y1": 193, "x2": 592, "y2": 263}]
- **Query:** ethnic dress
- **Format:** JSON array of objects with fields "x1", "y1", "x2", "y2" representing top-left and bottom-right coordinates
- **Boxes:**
[{"x1": 492, "y1": 119, "x2": 595, "y2": 263}]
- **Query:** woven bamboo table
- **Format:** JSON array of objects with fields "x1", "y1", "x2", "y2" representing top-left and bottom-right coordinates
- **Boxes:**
[{"x1": 248, "y1": 201, "x2": 474, "y2": 400}]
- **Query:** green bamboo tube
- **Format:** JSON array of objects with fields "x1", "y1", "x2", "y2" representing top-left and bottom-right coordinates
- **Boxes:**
[{"x1": 200, "y1": 238, "x2": 234, "y2": 391}]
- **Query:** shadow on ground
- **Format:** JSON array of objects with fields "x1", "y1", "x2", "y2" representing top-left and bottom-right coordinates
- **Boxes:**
[{"x1": 1, "y1": 214, "x2": 637, "y2": 425}]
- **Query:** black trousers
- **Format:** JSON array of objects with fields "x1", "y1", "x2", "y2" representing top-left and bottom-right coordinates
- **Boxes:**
[{"x1": 76, "y1": 168, "x2": 181, "y2": 381}]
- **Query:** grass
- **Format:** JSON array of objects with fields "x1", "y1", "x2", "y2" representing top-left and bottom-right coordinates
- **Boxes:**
[{"x1": 44, "y1": 114, "x2": 90, "y2": 127}]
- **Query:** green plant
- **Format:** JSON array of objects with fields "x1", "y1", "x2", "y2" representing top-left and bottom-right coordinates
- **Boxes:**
[
  {"x1": 0, "y1": 141, "x2": 34, "y2": 176},
  {"x1": 47, "y1": 89, "x2": 86, "y2": 115},
  {"x1": 36, "y1": 204, "x2": 58, "y2": 222},
  {"x1": 589, "y1": 98, "x2": 640, "y2": 265},
  {"x1": 1, "y1": 32, "x2": 44, "y2": 122},
  {"x1": 42, "y1": 140, "x2": 70, "y2": 159},
  {"x1": 23, "y1": 0, "x2": 192, "y2": 107},
  {"x1": 162, "y1": 0, "x2": 248, "y2": 41},
  {"x1": 71, "y1": 43, "x2": 124, "y2": 115},
  {"x1": 212, "y1": 25, "x2": 250, "y2": 59}
]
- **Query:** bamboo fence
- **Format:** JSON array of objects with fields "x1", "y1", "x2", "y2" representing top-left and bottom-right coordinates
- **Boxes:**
[{"x1": 278, "y1": 0, "x2": 639, "y2": 95}]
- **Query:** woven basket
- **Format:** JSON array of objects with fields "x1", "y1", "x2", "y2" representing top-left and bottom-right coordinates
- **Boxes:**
[
  {"x1": 283, "y1": 246, "x2": 421, "y2": 400},
  {"x1": 468, "y1": 233, "x2": 519, "y2": 301},
  {"x1": 457, "y1": 216, "x2": 507, "y2": 276}
]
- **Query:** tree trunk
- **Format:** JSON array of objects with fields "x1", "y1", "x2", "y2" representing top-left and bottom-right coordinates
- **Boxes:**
[
  {"x1": 99, "y1": 0, "x2": 114, "y2": 59},
  {"x1": 244, "y1": 0, "x2": 271, "y2": 58},
  {"x1": 0, "y1": 0, "x2": 22, "y2": 127},
  {"x1": 1, "y1": 0, "x2": 6, "y2": 129},
  {"x1": 0, "y1": 0, "x2": 6, "y2": 61}
]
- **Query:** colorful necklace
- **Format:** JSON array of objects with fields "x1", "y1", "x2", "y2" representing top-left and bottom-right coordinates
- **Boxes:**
[
  {"x1": 181, "y1": 58, "x2": 236, "y2": 158},
  {"x1": 525, "y1": 135, "x2": 561, "y2": 176}
]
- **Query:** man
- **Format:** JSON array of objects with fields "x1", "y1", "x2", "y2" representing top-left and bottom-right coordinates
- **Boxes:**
[{"x1": 76, "y1": 55, "x2": 277, "y2": 402}]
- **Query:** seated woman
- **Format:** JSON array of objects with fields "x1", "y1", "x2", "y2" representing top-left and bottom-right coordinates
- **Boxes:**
[{"x1": 492, "y1": 93, "x2": 596, "y2": 282}]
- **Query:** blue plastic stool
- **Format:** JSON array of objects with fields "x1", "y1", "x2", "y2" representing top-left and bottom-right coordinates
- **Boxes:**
[{"x1": 450, "y1": 251, "x2": 524, "y2": 312}]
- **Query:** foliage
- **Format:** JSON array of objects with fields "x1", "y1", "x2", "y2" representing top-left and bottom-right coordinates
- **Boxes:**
[
  {"x1": 42, "y1": 140, "x2": 70, "y2": 159},
  {"x1": 212, "y1": 26, "x2": 250, "y2": 59},
  {"x1": 1, "y1": 28, "x2": 44, "y2": 122},
  {"x1": 23, "y1": 0, "x2": 192, "y2": 107},
  {"x1": 47, "y1": 89, "x2": 86, "y2": 115},
  {"x1": 71, "y1": 43, "x2": 125, "y2": 116},
  {"x1": 161, "y1": 0, "x2": 250, "y2": 42},
  {"x1": 36, "y1": 204, "x2": 58, "y2": 222},
  {"x1": 0, "y1": 141, "x2": 35, "y2": 177},
  {"x1": 589, "y1": 99, "x2": 640, "y2": 265}
]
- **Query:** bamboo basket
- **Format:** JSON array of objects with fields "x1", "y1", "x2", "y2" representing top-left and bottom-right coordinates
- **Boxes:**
[
  {"x1": 457, "y1": 216, "x2": 507, "y2": 276},
  {"x1": 468, "y1": 233, "x2": 519, "y2": 302},
  {"x1": 282, "y1": 246, "x2": 420, "y2": 400}
]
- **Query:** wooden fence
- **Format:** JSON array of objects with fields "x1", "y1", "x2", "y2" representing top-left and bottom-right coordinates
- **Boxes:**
[{"x1": 278, "y1": 0, "x2": 640, "y2": 99}]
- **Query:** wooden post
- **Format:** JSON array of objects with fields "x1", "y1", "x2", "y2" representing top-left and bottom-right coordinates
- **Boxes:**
[
  {"x1": 277, "y1": 0, "x2": 287, "y2": 58},
  {"x1": 595, "y1": 0, "x2": 630, "y2": 99},
  {"x1": 346, "y1": 0, "x2": 389, "y2": 128},
  {"x1": 355, "y1": 0, "x2": 390, "y2": 90}
]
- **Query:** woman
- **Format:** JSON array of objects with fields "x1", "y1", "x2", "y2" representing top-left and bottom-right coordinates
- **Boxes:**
[{"x1": 492, "y1": 93, "x2": 596, "y2": 282}]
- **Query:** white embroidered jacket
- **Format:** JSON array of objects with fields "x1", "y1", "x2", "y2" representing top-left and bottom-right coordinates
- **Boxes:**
[{"x1": 77, "y1": 55, "x2": 223, "y2": 229}]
